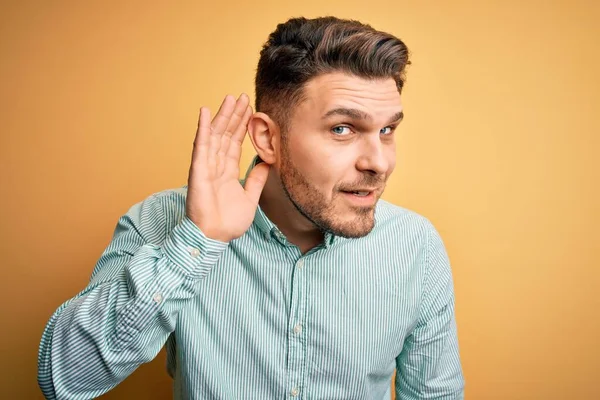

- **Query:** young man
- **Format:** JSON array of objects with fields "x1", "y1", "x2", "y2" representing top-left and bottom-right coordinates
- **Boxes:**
[{"x1": 38, "y1": 16, "x2": 464, "y2": 399}]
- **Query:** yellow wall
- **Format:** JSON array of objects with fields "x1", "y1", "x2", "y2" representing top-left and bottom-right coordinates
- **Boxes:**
[{"x1": 1, "y1": 1, "x2": 598, "y2": 399}]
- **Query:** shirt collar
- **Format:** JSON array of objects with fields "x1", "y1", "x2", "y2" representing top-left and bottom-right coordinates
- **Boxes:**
[{"x1": 244, "y1": 155, "x2": 336, "y2": 248}]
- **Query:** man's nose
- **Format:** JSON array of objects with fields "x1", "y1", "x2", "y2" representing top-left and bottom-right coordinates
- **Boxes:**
[{"x1": 356, "y1": 136, "x2": 390, "y2": 176}]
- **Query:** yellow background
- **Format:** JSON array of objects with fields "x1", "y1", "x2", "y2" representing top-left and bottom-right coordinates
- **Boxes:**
[{"x1": 1, "y1": 1, "x2": 598, "y2": 399}]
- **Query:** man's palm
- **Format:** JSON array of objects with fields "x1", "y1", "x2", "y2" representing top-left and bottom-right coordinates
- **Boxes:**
[{"x1": 186, "y1": 94, "x2": 269, "y2": 242}]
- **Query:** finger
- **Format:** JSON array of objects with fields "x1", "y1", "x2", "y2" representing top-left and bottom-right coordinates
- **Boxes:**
[
  {"x1": 209, "y1": 96, "x2": 237, "y2": 174},
  {"x1": 216, "y1": 133, "x2": 230, "y2": 178},
  {"x1": 210, "y1": 95, "x2": 236, "y2": 135},
  {"x1": 243, "y1": 163, "x2": 270, "y2": 204},
  {"x1": 223, "y1": 94, "x2": 250, "y2": 140},
  {"x1": 191, "y1": 107, "x2": 211, "y2": 176},
  {"x1": 231, "y1": 105, "x2": 253, "y2": 146},
  {"x1": 208, "y1": 123, "x2": 220, "y2": 174},
  {"x1": 218, "y1": 94, "x2": 250, "y2": 176},
  {"x1": 223, "y1": 105, "x2": 253, "y2": 179}
]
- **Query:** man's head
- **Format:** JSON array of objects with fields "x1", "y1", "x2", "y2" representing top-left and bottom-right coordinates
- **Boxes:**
[{"x1": 249, "y1": 17, "x2": 410, "y2": 238}]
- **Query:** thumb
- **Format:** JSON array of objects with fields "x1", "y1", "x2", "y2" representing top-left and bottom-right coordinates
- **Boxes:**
[{"x1": 244, "y1": 163, "x2": 270, "y2": 204}]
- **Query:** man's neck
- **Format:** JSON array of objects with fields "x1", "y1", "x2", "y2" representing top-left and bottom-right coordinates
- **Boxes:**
[{"x1": 258, "y1": 171, "x2": 324, "y2": 254}]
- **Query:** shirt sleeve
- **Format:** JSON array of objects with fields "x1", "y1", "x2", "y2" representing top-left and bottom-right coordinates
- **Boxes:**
[
  {"x1": 395, "y1": 222, "x2": 465, "y2": 399},
  {"x1": 37, "y1": 192, "x2": 229, "y2": 400}
]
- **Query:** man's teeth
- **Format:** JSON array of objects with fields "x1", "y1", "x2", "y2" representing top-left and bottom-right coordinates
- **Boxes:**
[{"x1": 352, "y1": 191, "x2": 369, "y2": 196}]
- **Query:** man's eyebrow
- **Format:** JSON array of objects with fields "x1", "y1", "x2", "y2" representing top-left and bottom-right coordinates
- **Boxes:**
[
  {"x1": 323, "y1": 108, "x2": 369, "y2": 120},
  {"x1": 322, "y1": 108, "x2": 404, "y2": 124},
  {"x1": 388, "y1": 111, "x2": 404, "y2": 124}
]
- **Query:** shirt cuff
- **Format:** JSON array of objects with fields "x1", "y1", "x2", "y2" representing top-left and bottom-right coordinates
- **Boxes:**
[{"x1": 162, "y1": 216, "x2": 229, "y2": 279}]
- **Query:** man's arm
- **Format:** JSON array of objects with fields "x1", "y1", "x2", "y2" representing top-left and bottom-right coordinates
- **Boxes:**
[
  {"x1": 395, "y1": 222, "x2": 465, "y2": 399},
  {"x1": 38, "y1": 93, "x2": 269, "y2": 399},
  {"x1": 37, "y1": 193, "x2": 229, "y2": 399}
]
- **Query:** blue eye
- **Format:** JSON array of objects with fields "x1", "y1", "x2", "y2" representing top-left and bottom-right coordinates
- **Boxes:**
[
  {"x1": 380, "y1": 126, "x2": 394, "y2": 135},
  {"x1": 332, "y1": 126, "x2": 351, "y2": 135}
]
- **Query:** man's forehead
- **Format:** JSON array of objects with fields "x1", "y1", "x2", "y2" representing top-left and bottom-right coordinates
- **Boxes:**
[{"x1": 300, "y1": 72, "x2": 402, "y2": 116}]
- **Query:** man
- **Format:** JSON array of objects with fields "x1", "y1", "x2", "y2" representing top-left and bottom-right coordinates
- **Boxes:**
[{"x1": 38, "y1": 16, "x2": 464, "y2": 399}]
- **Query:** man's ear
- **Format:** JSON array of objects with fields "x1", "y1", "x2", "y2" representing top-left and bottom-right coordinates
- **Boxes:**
[{"x1": 247, "y1": 112, "x2": 280, "y2": 165}]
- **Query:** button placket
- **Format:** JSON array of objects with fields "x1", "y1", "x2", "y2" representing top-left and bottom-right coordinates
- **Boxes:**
[{"x1": 287, "y1": 251, "x2": 308, "y2": 400}]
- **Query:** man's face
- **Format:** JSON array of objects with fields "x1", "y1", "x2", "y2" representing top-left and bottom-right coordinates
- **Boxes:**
[{"x1": 277, "y1": 72, "x2": 402, "y2": 238}]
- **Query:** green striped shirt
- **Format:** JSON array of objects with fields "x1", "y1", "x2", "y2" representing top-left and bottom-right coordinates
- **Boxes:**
[{"x1": 38, "y1": 158, "x2": 464, "y2": 399}]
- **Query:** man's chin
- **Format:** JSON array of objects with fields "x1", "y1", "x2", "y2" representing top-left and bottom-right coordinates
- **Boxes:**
[
  {"x1": 330, "y1": 227, "x2": 374, "y2": 239},
  {"x1": 325, "y1": 216, "x2": 376, "y2": 239}
]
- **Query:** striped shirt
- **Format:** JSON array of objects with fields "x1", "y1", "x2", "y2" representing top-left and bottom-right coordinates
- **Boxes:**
[{"x1": 38, "y1": 157, "x2": 464, "y2": 399}]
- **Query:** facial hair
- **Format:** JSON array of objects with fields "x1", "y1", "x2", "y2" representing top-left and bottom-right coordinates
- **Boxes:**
[{"x1": 278, "y1": 142, "x2": 384, "y2": 239}]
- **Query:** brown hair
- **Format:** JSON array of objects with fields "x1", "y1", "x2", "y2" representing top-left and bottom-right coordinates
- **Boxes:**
[{"x1": 255, "y1": 16, "x2": 410, "y2": 133}]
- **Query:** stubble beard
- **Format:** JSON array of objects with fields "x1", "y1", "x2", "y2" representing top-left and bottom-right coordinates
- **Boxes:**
[{"x1": 278, "y1": 143, "x2": 380, "y2": 239}]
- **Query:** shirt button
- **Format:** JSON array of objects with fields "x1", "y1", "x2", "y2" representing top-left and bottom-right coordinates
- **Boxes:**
[
  {"x1": 152, "y1": 293, "x2": 163, "y2": 304},
  {"x1": 296, "y1": 259, "x2": 304, "y2": 269},
  {"x1": 188, "y1": 247, "x2": 200, "y2": 258},
  {"x1": 290, "y1": 387, "x2": 299, "y2": 397},
  {"x1": 293, "y1": 323, "x2": 303, "y2": 335}
]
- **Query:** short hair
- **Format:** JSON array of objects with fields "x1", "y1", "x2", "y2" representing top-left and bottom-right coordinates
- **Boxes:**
[{"x1": 255, "y1": 16, "x2": 410, "y2": 133}]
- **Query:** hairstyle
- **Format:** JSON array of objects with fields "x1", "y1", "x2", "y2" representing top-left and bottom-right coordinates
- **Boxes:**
[{"x1": 255, "y1": 16, "x2": 410, "y2": 133}]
